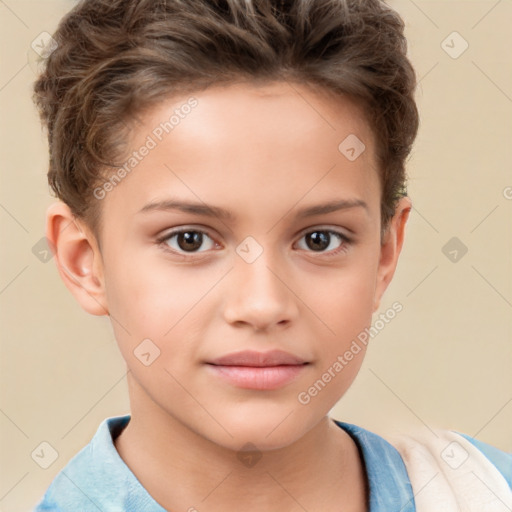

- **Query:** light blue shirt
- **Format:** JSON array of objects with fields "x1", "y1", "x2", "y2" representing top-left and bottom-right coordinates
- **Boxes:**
[{"x1": 34, "y1": 414, "x2": 512, "y2": 511}]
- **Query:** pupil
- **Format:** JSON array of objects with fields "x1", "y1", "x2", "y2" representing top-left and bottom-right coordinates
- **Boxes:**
[
  {"x1": 178, "y1": 232, "x2": 202, "y2": 251},
  {"x1": 307, "y1": 231, "x2": 329, "y2": 251}
]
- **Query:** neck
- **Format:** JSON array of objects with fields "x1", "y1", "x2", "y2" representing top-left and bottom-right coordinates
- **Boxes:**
[{"x1": 114, "y1": 380, "x2": 368, "y2": 512}]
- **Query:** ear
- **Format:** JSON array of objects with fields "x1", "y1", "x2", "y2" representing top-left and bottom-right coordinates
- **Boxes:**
[
  {"x1": 372, "y1": 196, "x2": 412, "y2": 312},
  {"x1": 45, "y1": 201, "x2": 108, "y2": 316}
]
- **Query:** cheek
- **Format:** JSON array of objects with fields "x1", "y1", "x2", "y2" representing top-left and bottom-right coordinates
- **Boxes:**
[
  {"x1": 298, "y1": 271, "x2": 375, "y2": 414},
  {"x1": 310, "y1": 258, "x2": 379, "y2": 339},
  {"x1": 103, "y1": 247, "x2": 187, "y2": 323},
  {"x1": 103, "y1": 253, "x2": 220, "y2": 361}
]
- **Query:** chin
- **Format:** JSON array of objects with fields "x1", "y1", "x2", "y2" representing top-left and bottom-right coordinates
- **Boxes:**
[{"x1": 205, "y1": 405, "x2": 320, "y2": 452}]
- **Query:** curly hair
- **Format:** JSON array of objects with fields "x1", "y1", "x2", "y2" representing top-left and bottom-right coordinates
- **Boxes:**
[{"x1": 33, "y1": 0, "x2": 419, "y2": 238}]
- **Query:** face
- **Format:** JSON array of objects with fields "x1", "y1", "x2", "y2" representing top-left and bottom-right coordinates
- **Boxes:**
[{"x1": 52, "y1": 80, "x2": 409, "y2": 451}]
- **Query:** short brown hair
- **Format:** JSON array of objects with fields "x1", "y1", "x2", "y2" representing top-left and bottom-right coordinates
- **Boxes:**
[{"x1": 33, "y1": 0, "x2": 419, "y2": 239}]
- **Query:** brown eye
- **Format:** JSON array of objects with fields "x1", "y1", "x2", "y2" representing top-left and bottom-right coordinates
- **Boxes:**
[
  {"x1": 296, "y1": 230, "x2": 349, "y2": 254},
  {"x1": 161, "y1": 229, "x2": 216, "y2": 253},
  {"x1": 305, "y1": 231, "x2": 330, "y2": 251}
]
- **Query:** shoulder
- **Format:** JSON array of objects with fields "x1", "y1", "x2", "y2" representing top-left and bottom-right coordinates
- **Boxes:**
[
  {"x1": 384, "y1": 427, "x2": 512, "y2": 511},
  {"x1": 335, "y1": 419, "x2": 512, "y2": 512},
  {"x1": 32, "y1": 415, "x2": 165, "y2": 512},
  {"x1": 33, "y1": 428, "x2": 98, "y2": 511},
  {"x1": 457, "y1": 432, "x2": 512, "y2": 487}
]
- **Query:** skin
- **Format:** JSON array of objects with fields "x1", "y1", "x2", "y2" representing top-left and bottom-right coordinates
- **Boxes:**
[{"x1": 47, "y1": 80, "x2": 411, "y2": 512}]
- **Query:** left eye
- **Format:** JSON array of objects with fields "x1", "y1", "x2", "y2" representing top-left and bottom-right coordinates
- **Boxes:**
[{"x1": 296, "y1": 230, "x2": 347, "y2": 253}]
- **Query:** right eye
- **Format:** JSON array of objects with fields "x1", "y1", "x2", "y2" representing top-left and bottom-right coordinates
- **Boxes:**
[{"x1": 157, "y1": 228, "x2": 218, "y2": 257}]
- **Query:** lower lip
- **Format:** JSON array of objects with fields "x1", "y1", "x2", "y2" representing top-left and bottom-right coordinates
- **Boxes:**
[{"x1": 206, "y1": 364, "x2": 307, "y2": 390}]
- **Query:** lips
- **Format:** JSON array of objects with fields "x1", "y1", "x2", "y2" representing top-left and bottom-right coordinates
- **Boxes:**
[
  {"x1": 208, "y1": 349, "x2": 307, "y2": 367},
  {"x1": 206, "y1": 350, "x2": 309, "y2": 390}
]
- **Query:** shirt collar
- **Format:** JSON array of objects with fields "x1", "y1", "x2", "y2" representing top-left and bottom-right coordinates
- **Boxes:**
[
  {"x1": 85, "y1": 414, "x2": 168, "y2": 511},
  {"x1": 334, "y1": 420, "x2": 415, "y2": 512},
  {"x1": 84, "y1": 415, "x2": 415, "y2": 511}
]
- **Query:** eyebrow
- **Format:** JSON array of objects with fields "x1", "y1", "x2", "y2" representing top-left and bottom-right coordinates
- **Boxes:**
[{"x1": 138, "y1": 198, "x2": 368, "y2": 221}]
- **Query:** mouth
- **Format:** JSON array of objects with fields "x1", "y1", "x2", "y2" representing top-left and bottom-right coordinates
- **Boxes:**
[{"x1": 205, "y1": 350, "x2": 310, "y2": 390}]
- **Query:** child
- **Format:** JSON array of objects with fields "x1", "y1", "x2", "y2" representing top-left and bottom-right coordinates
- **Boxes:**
[{"x1": 32, "y1": 0, "x2": 511, "y2": 510}]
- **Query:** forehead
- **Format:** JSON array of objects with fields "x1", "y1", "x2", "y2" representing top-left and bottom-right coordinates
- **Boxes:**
[
  {"x1": 144, "y1": 80, "x2": 373, "y2": 145},
  {"x1": 130, "y1": 79, "x2": 375, "y2": 160},
  {"x1": 100, "y1": 80, "x2": 379, "y2": 227}
]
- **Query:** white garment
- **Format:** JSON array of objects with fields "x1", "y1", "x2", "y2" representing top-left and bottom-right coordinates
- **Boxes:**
[{"x1": 388, "y1": 429, "x2": 512, "y2": 512}]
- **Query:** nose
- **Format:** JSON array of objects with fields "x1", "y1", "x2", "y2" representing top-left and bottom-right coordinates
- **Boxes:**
[{"x1": 222, "y1": 249, "x2": 299, "y2": 332}]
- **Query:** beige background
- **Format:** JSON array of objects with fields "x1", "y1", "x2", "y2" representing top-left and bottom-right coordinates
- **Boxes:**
[{"x1": 1, "y1": 1, "x2": 511, "y2": 510}]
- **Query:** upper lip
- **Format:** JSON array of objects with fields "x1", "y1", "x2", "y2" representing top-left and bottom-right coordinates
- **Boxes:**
[{"x1": 208, "y1": 350, "x2": 308, "y2": 367}]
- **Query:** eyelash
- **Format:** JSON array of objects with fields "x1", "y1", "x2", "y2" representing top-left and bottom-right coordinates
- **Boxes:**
[{"x1": 156, "y1": 227, "x2": 352, "y2": 260}]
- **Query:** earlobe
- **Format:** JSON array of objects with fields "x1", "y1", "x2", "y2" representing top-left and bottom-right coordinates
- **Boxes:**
[
  {"x1": 372, "y1": 197, "x2": 412, "y2": 312},
  {"x1": 45, "y1": 202, "x2": 109, "y2": 316}
]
